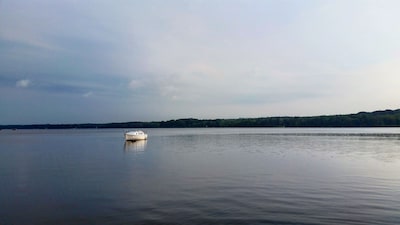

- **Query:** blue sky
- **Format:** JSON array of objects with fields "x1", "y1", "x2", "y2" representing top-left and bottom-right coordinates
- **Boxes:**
[{"x1": 1, "y1": 0, "x2": 400, "y2": 124}]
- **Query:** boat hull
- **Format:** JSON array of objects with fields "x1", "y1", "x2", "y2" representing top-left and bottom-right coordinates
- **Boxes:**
[{"x1": 125, "y1": 132, "x2": 148, "y2": 141}]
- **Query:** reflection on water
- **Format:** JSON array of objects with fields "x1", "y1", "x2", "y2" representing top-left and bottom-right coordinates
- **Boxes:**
[{"x1": 124, "y1": 140, "x2": 147, "y2": 152}]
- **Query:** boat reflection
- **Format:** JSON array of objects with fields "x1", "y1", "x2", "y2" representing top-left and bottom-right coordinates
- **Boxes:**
[{"x1": 124, "y1": 140, "x2": 147, "y2": 153}]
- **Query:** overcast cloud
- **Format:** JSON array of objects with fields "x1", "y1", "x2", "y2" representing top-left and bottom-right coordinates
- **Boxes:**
[{"x1": 1, "y1": 0, "x2": 400, "y2": 124}]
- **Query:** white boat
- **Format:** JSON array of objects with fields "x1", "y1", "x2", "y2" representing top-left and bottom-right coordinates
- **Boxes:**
[{"x1": 125, "y1": 130, "x2": 148, "y2": 141}]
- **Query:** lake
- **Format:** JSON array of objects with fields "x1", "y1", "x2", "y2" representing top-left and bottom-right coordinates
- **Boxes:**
[{"x1": 1, "y1": 128, "x2": 400, "y2": 224}]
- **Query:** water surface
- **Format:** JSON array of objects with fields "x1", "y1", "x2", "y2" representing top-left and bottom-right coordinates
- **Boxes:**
[{"x1": 1, "y1": 128, "x2": 400, "y2": 224}]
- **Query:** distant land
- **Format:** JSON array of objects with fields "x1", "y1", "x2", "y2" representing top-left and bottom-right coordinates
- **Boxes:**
[{"x1": 2, "y1": 109, "x2": 400, "y2": 129}]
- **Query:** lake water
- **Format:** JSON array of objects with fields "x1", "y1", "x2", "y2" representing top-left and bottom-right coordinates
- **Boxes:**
[{"x1": 1, "y1": 128, "x2": 400, "y2": 224}]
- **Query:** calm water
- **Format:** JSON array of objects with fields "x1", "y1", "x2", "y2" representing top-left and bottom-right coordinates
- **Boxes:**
[{"x1": 1, "y1": 128, "x2": 400, "y2": 224}]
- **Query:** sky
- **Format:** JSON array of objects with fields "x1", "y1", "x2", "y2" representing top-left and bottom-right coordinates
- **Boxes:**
[{"x1": 1, "y1": 0, "x2": 400, "y2": 124}]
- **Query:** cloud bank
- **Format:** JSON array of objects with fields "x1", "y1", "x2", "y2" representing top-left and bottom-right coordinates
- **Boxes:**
[{"x1": 1, "y1": 0, "x2": 400, "y2": 124}]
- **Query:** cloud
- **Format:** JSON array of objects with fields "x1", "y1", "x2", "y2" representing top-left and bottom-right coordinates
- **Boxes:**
[
  {"x1": 1, "y1": 0, "x2": 400, "y2": 124},
  {"x1": 16, "y1": 79, "x2": 31, "y2": 88},
  {"x1": 129, "y1": 80, "x2": 144, "y2": 89},
  {"x1": 83, "y1": 91, "x2": 93, "y2": 98}
]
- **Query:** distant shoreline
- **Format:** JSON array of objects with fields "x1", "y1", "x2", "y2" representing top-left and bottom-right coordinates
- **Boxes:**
[{"x1": 2, "y1": 109, "x2": 400, "y2": 129}]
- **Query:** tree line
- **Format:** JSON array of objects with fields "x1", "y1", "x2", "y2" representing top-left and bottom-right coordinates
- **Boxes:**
[{"x1": 2, "y1": 109, "x2": 400, "y2": 129}]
